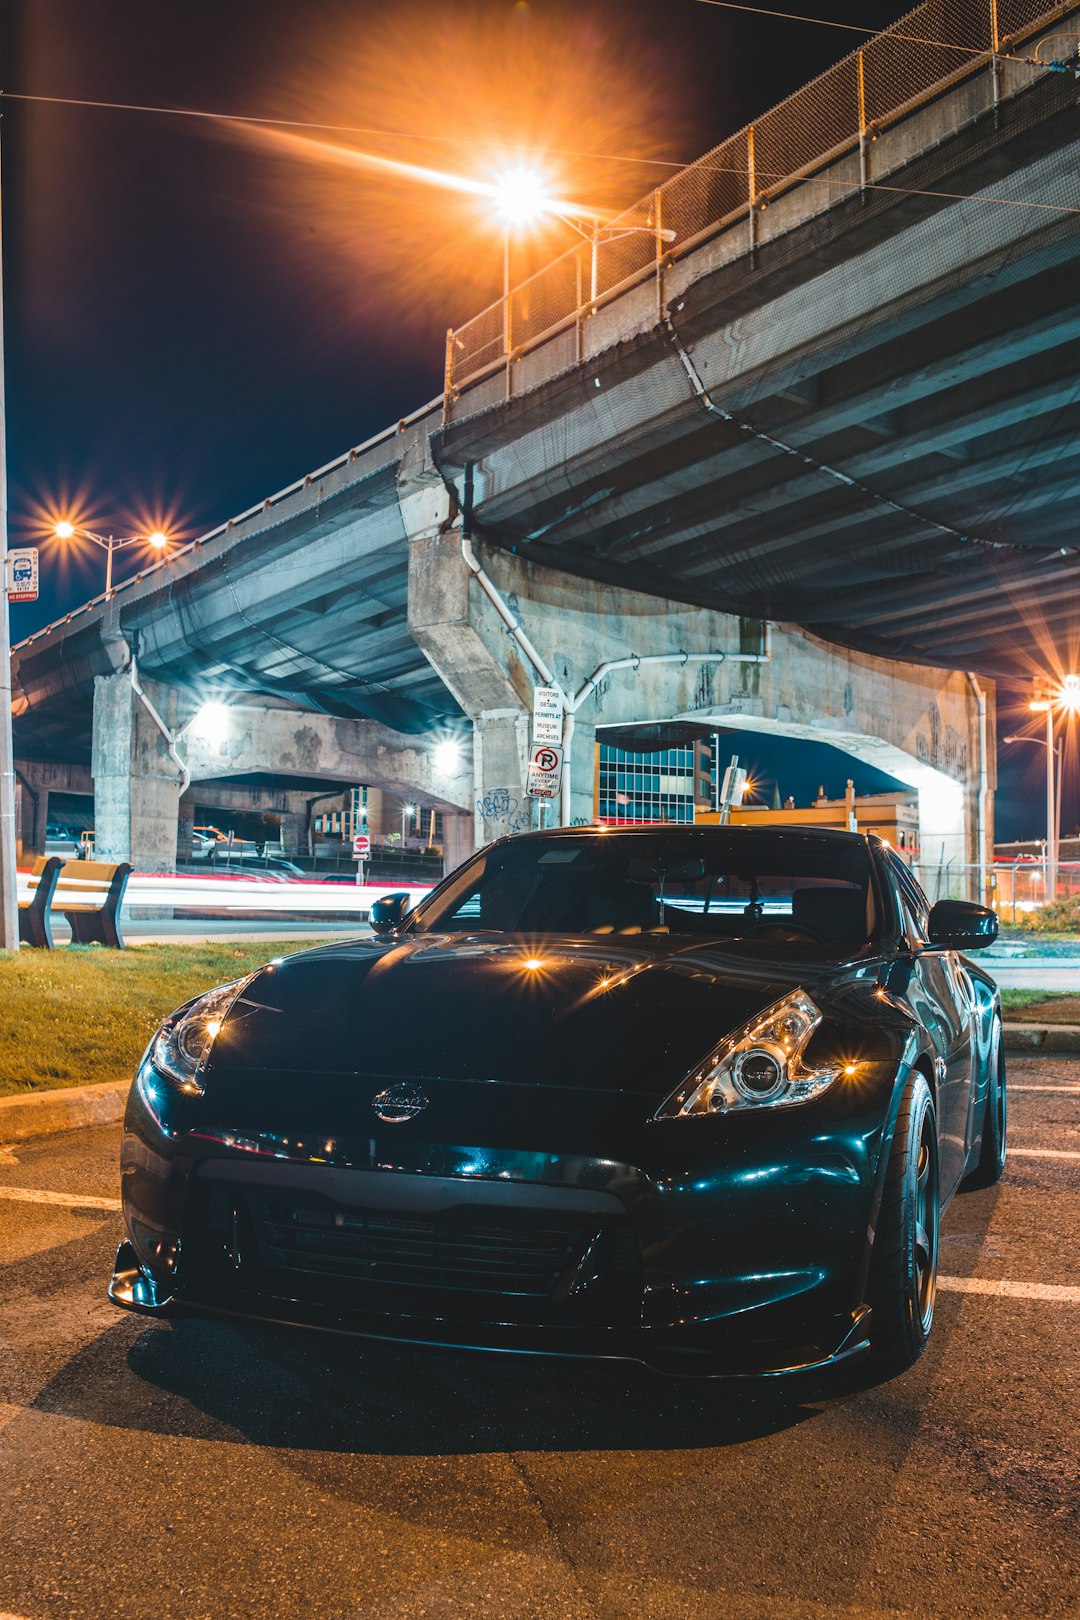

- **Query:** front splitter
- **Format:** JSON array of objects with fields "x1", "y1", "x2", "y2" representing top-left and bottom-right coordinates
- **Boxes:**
[{"x1": 108, "y1": 1241, "x2": 871, "y2": 1379}]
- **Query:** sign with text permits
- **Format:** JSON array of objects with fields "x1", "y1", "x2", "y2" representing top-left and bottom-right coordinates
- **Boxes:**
[
  {"x1": 531, "y1": 686, "x2": 564, "y2": 747},
  {"x1": 6, "y1": 548, "x2": 39, "y2": 602},
  {"x1": 526, "y1": 742, "x2": 564, "y2": 799}
]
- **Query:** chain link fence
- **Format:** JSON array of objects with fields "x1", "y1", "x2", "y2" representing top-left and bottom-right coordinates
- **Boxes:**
[{"x1": 446, "y1": 0, "x2": 1079, "y2": 402}]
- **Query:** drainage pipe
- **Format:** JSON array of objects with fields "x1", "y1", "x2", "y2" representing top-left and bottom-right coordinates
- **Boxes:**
[{"x1": 966, "y1": 671, "x2": 989, "y2": 906}]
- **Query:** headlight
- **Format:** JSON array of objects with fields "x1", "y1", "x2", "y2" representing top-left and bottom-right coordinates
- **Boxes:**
[
  {"x1": 148, "y1": 980, "x2": 244, "y2": 1095},
  {"x1": 653, "y1": 990, "x2": 841, "y2": 1118}
]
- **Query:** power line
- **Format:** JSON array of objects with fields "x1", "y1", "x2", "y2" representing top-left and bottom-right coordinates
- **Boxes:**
[
  {"x1": 2, "y1": 88, "x2": 1076, "y2": 221},
  {"x1": 0, "y1": 90, "x2": 686, "y2": 173}
]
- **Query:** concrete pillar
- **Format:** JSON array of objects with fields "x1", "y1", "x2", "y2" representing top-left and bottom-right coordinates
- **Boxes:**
[
  {"x1": 279, "y1": 812, "x2": 305, "y2": 857},
  {"x1": 916, "y1": 778, "x2": 967, "y2": 903},
  {"x1": 441, "y1": 811, "x2": 473, "y2": 876},
  {"x1": 91, "y1": 670, "x2": 182, "y2": 872},
  {"x1": 563, "y1": 713, "x2": 597, "y2": 829},
  {"x1": 177, "y1": 797, "x2": 195, "y2": 863},
  {"x1": 31, "y1": 785, "x2": 48, "y2": 856},
  {"x1": 406, "y1": 487, "x2": 534, "y2": 852},
  {"x1": 474, "y1": 711, "x2": 534, "y2": 843}
]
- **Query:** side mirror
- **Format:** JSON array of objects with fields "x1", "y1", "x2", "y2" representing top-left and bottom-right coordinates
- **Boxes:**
[
  {"x1": 370, "y1": 891, "x2": 411, "y2": 936},
  {"x1": 926, "y1": 899, "x2": 998, "y2": 951}
]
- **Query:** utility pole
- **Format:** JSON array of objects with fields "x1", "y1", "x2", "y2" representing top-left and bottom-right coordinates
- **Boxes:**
[{"x1": 0, "y1": 120, "x2": 18, "y2": 951}]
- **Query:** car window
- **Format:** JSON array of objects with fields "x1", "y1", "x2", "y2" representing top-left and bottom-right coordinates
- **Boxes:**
[{"x1": 413, "y1": 832, "x2": 879, "y2": 949}]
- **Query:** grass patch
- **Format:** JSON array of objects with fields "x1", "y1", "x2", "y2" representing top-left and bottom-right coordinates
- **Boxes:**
[
  {"x1": 1000, "y1": 989, "x2": 1080, "y2": 1025},
  {"x1": 0, "y1": 940, "x2": 332, "y2": 1097}
]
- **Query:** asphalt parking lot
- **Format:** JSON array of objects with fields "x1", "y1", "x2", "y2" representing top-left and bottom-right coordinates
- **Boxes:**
[{"x1": 0, "y1": 1059, "x2": 1076, "y2": 1620}]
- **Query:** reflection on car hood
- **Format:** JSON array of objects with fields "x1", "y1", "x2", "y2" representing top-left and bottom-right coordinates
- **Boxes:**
[{"x1": 207, "y1": 933, "x2": 876, "y2": 1095}]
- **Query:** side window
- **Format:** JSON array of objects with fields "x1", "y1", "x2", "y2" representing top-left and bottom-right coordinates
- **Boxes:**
[{"x1": 891, "y1": 857, "x2": 931, "y2": 945}]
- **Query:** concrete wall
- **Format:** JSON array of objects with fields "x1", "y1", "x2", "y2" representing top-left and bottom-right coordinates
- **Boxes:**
[{"x1": 407, "y1": 499, "x2": 994, "y2": 898}]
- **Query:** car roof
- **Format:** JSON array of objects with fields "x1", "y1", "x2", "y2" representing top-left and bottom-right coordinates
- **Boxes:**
[{"x1": 505, "y1": 823, "x2": 872, "y2": 848}]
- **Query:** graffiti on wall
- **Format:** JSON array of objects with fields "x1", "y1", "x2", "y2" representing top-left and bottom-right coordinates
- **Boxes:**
[
  {"x1": 476, "y1": 787, "x2": 530, "y2": 840},
  {"x1": 916, "y1": 702, "x2": 969, "y2": 782}
]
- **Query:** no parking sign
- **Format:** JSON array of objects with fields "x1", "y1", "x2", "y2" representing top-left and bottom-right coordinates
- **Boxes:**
[{"x1": 526, "y1": 742, "x2": 564, "y2": 799}]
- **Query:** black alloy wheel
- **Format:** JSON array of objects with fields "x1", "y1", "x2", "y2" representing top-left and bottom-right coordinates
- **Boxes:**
[
  {"x1": 867, "y1": 1073, "x2": 940, "y2": 1372},
  {"x1": 963, "y1": 1022, "x2": 1008, "y2": 1189}
]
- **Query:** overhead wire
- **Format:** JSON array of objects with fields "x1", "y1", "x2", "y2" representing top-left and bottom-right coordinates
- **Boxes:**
[{"x1": 2, "y1": 86, "x2": 1078, "y2": 221}]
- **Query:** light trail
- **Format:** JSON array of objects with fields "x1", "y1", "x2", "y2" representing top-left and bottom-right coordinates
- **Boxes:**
[{"x1": 16, "y1": 870, "x2": 434, "y2": 918}]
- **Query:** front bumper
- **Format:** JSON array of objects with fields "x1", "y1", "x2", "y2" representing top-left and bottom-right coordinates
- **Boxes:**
[{"x1": 112, "y1": 1061, "x2": 895, "y2": 1377}]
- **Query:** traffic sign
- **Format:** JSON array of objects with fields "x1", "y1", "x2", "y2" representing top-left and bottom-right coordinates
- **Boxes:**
[
  {"x1": 352, "y1": 833, "x2": 371, "y2": 858},
  {"x1": 532, "y1": 685, "x2": 564, "y2": 747},
  {"x1": 527, "y1": 742, "x2": 564, "y2": 798},
  {"x1": 6, "y1": 548, "x2": 38, "y2": 602}
]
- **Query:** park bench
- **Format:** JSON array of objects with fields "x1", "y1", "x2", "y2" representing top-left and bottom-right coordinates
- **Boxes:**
[{"x1": 19, "y1": 856, "x2": 132, "y2": 949}]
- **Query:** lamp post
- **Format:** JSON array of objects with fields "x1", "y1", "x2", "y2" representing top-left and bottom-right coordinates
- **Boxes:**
[
  {"x1": 0, "y1": 127, "x2": 17, "y2": 949},
  {"x1": 53, "y1": 520, "x2": 170, "y2": 596},
  {"x1": 490, "y1": 166, "x2": 675, "y2": 363},
  {"x1": 1025, "y1": 674, "x2": 1080, "y2": 905},
  {"x1": 401, "y1": 803, "x2": 416, "y2": 845}
]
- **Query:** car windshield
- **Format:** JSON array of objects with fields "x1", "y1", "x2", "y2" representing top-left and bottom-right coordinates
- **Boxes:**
[{"x1": 412, "y1": 831, "x2": 880, "y2": 950}]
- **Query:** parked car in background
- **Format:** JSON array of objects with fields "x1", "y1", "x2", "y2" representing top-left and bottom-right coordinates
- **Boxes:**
[
  {"x1": 191, "y1": 826, "x2": 228, "y2": 859},
  {"x1": 44, "y1": 823, "x2": 81, "y2": 857}
]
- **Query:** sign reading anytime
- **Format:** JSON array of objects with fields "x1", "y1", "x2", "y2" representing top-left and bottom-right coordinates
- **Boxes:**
[{"x1": 527, "y1": 743, "x2": 564, "y2": 798}]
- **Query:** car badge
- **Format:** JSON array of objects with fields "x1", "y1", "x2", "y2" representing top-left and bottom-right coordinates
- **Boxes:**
[{"x1": 371, "y1": 1082, "x2": 429, "y2": 1124}]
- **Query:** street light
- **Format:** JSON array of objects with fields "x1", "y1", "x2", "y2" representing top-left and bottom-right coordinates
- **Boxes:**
[
  {"x1": 401, "y1": 802, "x2": 416, "y2": 844},
  {"x1": 489, "y1": 165, "x2": 675, "y2": 359},
  {"x1": 53, "y1": 519, "x2": 171, "y2": 596},
  {"x1": 1023, "y1": 673, "x2": 1080, "y2": 904}
]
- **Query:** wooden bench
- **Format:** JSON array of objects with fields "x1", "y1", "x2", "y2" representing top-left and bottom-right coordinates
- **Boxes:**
[{"x1": 19, "y1": 857, "x2": 132, "y2": 949}]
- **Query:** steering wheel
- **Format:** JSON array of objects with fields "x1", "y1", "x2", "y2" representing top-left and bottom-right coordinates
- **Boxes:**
[{"x1": 743, "y1": 921, "x2": 825, "y2": 942}]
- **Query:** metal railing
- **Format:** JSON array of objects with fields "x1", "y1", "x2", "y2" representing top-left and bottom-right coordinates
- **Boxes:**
[{"x1": 445, "y1": 0, "x2": 1078, "y2": 404}]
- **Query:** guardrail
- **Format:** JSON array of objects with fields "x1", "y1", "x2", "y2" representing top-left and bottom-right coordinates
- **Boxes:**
[
  {"x1": 12, "y1": 393, "x2": 444, "y2": 656},
  {"x1": 445, "y1": 0, "x2": 1078, "y2": 405}
]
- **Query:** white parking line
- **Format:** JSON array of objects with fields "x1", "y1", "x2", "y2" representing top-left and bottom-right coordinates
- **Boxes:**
[
  {"x1": 0, "y1": 1186, "x2": 121, "y2": 1212},
  {"x1": 1010, "y1": 1085, "x2": 1080, "y2": 1094},
  {"x1": 1008, "y1": 1148, "x2": 1080, "y2": 1161},
  {"x1": 939, "y1": 1276, "x2": 1080, "y2": 1303}
]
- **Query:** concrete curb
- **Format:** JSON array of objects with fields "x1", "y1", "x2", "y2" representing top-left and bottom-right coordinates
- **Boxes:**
[
  {"x1": 0, "y1": 1079, "x2": 129, "y2": 1144},
  {"x1": 1002, "y1": 1023, "x2": 1080, "y2": 1055}
]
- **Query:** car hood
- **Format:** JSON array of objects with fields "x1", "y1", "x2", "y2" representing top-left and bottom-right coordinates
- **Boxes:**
[{"x1": 206, "y1": 933, "x2": 880, "y2": 1098}]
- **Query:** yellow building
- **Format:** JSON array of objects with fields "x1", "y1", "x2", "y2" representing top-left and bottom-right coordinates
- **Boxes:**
[{"x1": 696, "y1": 785, "x2": 920, "y2": 863}]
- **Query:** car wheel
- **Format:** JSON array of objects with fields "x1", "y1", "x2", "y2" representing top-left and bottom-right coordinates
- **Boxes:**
[
  {"x1": 867, "y1": 1073, "x2": 940, "y2": 1372},
  {"x1": 962, "y1": 1023, "x2": 1007, "y2": 1189}
]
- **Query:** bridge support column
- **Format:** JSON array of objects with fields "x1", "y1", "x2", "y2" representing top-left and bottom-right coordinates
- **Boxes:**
[
  {"x1": 406, "y1": 490, "x2": 535, "y2": 850},
  {"x1": 92, "y1": 670, "x2": 182, "y2": 873}
]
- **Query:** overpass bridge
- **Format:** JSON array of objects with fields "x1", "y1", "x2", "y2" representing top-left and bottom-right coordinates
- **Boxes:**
[{"x1": 11, "y1": 0, "x2": 1080, "y2": 888}]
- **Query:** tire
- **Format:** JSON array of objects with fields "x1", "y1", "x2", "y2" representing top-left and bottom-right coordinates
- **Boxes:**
[
  {"x1": 963, "y1": 1022, "x2": 1007, "y2": 1189},
  {"x1": 867, "y1": 1073, "x2": 940, "y2": 1372}
]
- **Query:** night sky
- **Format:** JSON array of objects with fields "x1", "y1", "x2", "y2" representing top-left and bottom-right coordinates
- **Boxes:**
[{"x1": 1, "y1": 0, "x2": 1068, "y2": 838}]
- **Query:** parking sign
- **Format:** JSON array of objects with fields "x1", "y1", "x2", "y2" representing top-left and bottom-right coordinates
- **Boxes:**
[{"x1": 526, "y1": 742, "x2": 564, "y2": 798}]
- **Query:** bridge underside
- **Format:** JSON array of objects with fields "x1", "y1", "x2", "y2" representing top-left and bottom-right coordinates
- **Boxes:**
[{"x1": 434, "y1": 70, "x2": 1080, "y2": 676}]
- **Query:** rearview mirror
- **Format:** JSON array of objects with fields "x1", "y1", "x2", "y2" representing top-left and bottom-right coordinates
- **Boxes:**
[
  {"x1": 370, "y1": 892, "x2": 411, "y2": 935},
  {"x1": 926, "y1": 899, "x2": 998, "y2": 951},
  {"x1": 628, "y1": 857, "x2": 706, "y2": 883}
]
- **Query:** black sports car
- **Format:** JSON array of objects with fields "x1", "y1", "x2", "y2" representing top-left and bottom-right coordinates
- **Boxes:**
[{"x1": 111, "y1": 826, "x2": 1005, "y2": 1377}]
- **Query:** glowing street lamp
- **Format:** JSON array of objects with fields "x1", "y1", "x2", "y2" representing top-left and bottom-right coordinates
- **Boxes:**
[
  {"x1": 1026, "y1": 673, "x2": 1080, "y2": 904},
  {"x1": 488, "y1": 164, "x2": 675, "y2": 365},
  {"x1": 53, "y1": 519, "x2": 171, "y2": 596}
]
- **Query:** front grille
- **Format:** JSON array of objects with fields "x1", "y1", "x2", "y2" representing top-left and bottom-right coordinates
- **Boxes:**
[
  {"x1": 251, "y1": 1195, "x2": 587, "y2": 1297},
  {"x1": 185, "y1": 1180, "x2": 642, "y2": 1320}
]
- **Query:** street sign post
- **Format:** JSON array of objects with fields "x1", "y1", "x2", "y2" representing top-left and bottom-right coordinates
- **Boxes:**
[
  {"x1": 532, "y1": 686, "x2": 564, "y2": 747},
  {"x1": 527, "y1": 742, "x2": 564, "y2": 799},
  {"x1": 6, "y1": 546, "x2": 38, "y2": 602},
  {"x1": 352, "y1": 832, "x2": 370, "y2": 886}
]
